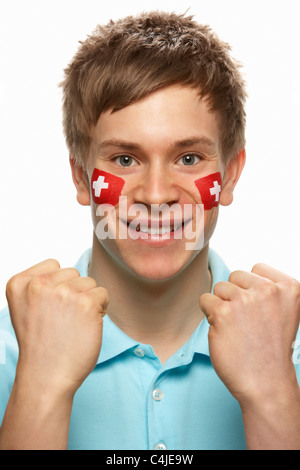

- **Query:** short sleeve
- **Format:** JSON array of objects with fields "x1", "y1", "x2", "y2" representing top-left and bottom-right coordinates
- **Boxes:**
[
  {"x1": 294, "y1": 328, "x2": 300, "y2": 386},
  {"x1": 0, "y1": 307, "x2": 19, "y2": 426}
]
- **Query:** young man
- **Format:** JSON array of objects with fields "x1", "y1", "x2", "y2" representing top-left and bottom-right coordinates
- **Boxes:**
[{"x1": 0, "y1": 11, "x2": 299, "y2": 450}]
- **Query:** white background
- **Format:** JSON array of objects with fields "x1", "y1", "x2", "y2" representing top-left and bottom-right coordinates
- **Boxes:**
[{"x1": 0, "y1": 0, "x2": 299, "y2": 309}]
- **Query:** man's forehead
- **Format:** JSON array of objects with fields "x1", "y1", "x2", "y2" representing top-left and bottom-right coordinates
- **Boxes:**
[{"x1": 90, "y1": 85, "x2": 222, "y2": 158}]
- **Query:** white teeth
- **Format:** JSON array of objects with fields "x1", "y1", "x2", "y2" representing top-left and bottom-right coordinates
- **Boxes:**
[
  {"x1": 134, "y1": 224, "x2": 182, "y2": 235},
  {"x1": 139, "y1": 225, "x2": 149, "y2": 233}
]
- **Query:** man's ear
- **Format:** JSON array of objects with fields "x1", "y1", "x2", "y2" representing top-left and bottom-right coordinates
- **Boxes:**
[
  {"x1": 220, "y1": 149, "x2": 246, "y2": 206},
  {"x1": 69, "y1": 156, "x2": 91, "y2": 206}
]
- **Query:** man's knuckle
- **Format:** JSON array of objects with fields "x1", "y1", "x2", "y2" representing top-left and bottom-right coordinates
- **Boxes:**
[
  {"x1": 45, "y1": 258, "x2": 61, "y2": 270},
  {"x1": 85, "y1": 276, "x2": 98, "y2": 289},
  {"x1": 251, "y1": 262, "x2": 267, "y2": 274},
  {"x1": 281, "y1": 278, "x2": 300, "y2": 305},
  {"x1": 236, "y1": 289, "x2": 250, "y2": 307},
  {"x1": 6, "y1": 274, "x2": 22, "y2": 297},
  {"x1": 28, "y1": 275, "x2": 50, "y2": 296},
  {"x1": 288, "y1": 278, "x2": 300, "y2": 294},
  {"x1": 217, "y1": 302, "x2": 231, "y2": 319},
  {"x1": 56, "y1": 284, "x2": 73, "y2": 301},
  {"x1": 78, "y1": 289, "x2": 108, "y2": 313},
  {"x1": 251, "y1": 262, "x2": 261, "y2": 272},
  {"x1": 213, "y1": 281, "x2": 225, "y2": 296},
  {"x1": 228, "y1": 270, "x2": 241, "y2": 283},
  {"x1": 99, "y1": 287, "x2": 109, "y2": 302},
  {"x1": 258, "y1": 278, "x2": 277, "y2": 296},
  {"x1": 68, "y1": 267, "x2": 81, "y2": 279},
  {"x1": 77, "y1": 292, "x2": 93, "y2": 310}
]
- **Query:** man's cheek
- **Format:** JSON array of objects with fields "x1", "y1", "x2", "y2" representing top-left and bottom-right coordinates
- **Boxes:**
[
  {"x1": 194, "y1": 172, "x2": 222, "y2": 210},
  {"x1": 91, "y1": 169, "x2": 125, "y2": 206}
]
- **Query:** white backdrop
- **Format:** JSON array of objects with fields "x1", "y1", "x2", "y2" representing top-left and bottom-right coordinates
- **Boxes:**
[{"x1": 0, "y1": 0, "x2": 299, "y2": 309}]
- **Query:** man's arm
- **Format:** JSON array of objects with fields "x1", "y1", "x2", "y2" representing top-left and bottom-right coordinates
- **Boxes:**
[
  {"x1": 0, "y1": 259, "x2": 109, "y2": 450},
  {"x1": 239, "y1": 385, "x2": 300, "y2": 450},
  {"x1": 200, "y1": 263, "x2": 300, "y2": 450},
  {"x1": 0, "y1": 377, "x2": 73, "y2": 450}
]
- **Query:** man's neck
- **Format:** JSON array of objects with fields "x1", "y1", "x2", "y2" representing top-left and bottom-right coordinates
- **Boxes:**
[{"x1": 88, "y1": 237, "x2": 212, "y2": 363}]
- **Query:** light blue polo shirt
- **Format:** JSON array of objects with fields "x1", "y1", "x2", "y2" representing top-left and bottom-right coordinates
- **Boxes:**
[{"x1": 0, "y1": 248, "x2": 299, "y2": 450}]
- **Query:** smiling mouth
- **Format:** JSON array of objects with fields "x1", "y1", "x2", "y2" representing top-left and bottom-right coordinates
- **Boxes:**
[{"x1": 125, "y1": 220, "x2": 189, "y2": 237}]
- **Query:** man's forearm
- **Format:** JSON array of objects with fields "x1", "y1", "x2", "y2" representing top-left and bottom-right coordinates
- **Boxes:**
[
  {"x1": 241, "y1": 386, "x2": 300, "y2": 450},
  {"x1": 0, "y1": 376, "x2": 74, "y2": 450}
]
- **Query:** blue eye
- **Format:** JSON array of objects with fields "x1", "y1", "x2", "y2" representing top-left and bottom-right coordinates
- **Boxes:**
[
  {"x1": 115, "y1": 155, "x2": 137, "y2": 167},
  {"x1": 178, "y1": 154, "x2": 201, "y2": 166}
]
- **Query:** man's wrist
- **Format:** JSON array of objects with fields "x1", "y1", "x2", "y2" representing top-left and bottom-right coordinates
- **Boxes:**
[
  {"x1": 0, "y1": 372, "x2": 74, "y2": 450},
  {"x1": 13, "y1": 368, "x2": 75, "y2": 413},
  {"x1": 15, "y1": 358, "x2": 79, "y2": 401},
  {"x1": 239, "y1": 383, "x2": 300, "y2": 450}
]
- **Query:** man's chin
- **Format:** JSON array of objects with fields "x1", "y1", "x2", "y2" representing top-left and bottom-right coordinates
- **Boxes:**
[{"x1": 121, "y1": 249, "x2": 201, "y2": 283}]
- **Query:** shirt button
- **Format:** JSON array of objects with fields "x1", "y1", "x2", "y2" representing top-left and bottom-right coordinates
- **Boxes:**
[
  {"x1": 133, "y1": 347, "x2": 145, "y2": 357},
  {"x1": 152, "y1": 389, "x2": 164, "y2": 401},
  {"x1": 154, "y1": 443, "x2": 167, "y2": 450}
]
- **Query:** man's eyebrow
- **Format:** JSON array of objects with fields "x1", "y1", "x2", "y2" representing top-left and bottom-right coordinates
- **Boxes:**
[
  {"x1": 96, "y1": 136, "x2": 217, "y2": 153},
  {"x1": 96, "y1": 139, "x2": 141, "y2": 152},
  {"x1": 173, "y1": 136, "x2": 217, "y2": 151}
]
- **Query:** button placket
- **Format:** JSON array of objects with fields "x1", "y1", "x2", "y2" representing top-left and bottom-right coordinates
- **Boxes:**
[
  {"x1": 147, "y1": 363, "x2": 174, "y2": 450},
  {"x1": 152, "y1": 388, "x2": 164, "y2": 401}
]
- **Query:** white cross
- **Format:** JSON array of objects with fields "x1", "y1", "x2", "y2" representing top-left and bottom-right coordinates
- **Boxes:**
[
  {"x1": 92, "y1": 175, "x2": 109, "y2": 197},
  {"x1": 209, "y1": 180, "x2": 221, "y2": 202}
]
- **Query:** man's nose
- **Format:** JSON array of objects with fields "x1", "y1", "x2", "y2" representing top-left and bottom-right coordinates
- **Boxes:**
[{"x1": 134, "y1": 164, "x2": 180, "y2": 206}]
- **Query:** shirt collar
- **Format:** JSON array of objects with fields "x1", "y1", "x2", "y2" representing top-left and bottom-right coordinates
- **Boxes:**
[
  {"x1": 99, "y1": 315, "x2": 139, "y2": 364},
  {"x1": 73, "y1": 247, "x2": 231, "y2": 364}
]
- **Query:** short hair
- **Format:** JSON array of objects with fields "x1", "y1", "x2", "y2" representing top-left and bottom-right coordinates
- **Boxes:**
[{"x1": 60, "y1": 11, "x2": 247, "y2": 167}]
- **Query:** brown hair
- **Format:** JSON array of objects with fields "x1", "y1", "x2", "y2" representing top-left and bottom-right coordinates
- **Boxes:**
[{"x1": 60, "y1": 11, "x2": 247, "y2": 167}]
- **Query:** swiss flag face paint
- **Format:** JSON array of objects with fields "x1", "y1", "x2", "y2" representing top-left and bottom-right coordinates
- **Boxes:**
[
  {"x1": 194, "y1": 172, "x2": 222, "y2": 210},
  {"x1": 91, "y1": 169, "x2": 125, "y2": 206}
]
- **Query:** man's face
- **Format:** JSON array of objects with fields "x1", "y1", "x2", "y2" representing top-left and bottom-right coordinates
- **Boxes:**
[{"x1": 85, "y1": 85, "x2": 226, "y2": 280}]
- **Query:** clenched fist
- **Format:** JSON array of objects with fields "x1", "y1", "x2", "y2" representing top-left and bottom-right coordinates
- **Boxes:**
[
  {"x1": 6, "y1": 258, "x2": 109, "y2": 397},
  {"x1": 200, "y1": 263, "x2": 300, "y2": 407}
]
